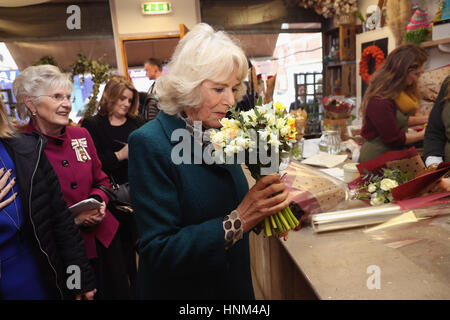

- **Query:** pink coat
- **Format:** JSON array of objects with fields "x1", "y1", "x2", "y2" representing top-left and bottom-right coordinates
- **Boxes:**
[{"x1": 27, "y1": 122, "x2": 119, "y2": 259}]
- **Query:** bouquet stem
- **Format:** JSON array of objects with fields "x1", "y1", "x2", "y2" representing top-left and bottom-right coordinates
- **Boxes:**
[
  {"x1": 264, "y1": 217, "x2": 272, "y2": 237},
  {"x1": 263, "y1": 206, "x2": 300, "y2": 237}
]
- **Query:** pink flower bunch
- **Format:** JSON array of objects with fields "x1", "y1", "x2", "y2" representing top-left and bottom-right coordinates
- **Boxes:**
[{"x1": 322, "y1": 96, "x2": 353, "y2": 114}]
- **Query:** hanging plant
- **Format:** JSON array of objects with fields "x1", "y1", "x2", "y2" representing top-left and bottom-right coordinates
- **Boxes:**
[
  {"x1": 293, "y1": 0, "x2": 357, "y2": 18},
  {"x1": 70, "y1": 53, "x2": 112, "y2": 118},
  {"x1": 32, "y1": 55, "x2": 58, "y2": 67},
  {"x1": 359, "y1": 45, "x2": 385, "y2": 84}
]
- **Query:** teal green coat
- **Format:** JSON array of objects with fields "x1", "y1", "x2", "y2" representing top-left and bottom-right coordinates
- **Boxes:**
[{"x1": 128, "y1": 112, "x2": 254, "y2": 300}]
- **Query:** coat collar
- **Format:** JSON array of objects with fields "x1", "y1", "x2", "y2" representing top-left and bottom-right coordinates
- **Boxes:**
[
  {"x1": 157, "y1": 111, "x2": 188, "y2": 145},
  {"x1": 2, "y1": 131, "x2": 45, "y2": 159},
  {"x1": 26, "y1": 121, "x2": 66, "y2": 146},
  {"x1": 156, "y1": 111, "x2": 242, "y2": 171}
]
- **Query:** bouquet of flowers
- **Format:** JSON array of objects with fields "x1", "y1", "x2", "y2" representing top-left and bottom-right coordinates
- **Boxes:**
[
  {"x1": 348, "y1": 147, "x2": 431, "y2": 206},
  {"x1": 352, "y1": 168, "x2": 414, "y2": 206},
  {"x1": 210, "y1": 102, "x2": 300, "y2": 237},
  {"x1": 322, "y1": 96, "x2": 354, "y2": 119}
]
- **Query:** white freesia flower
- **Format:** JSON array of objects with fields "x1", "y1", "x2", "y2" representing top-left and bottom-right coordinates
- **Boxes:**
[
  {"x1": 242, "y1": 110, "x2": 257, "y2": 127},
  {"x1": 367, "y1": 183, "x2": 377, "y2": 193},
  {"x1": 275, "y1": 118, "x2": 286, "y2": 129},
  {"x1": 264, "y1": 113, "x2": 276, "y2": 126},
  {"x1": 256, "y1": 104, "x2": 271, "y2": 115},
  {"x1": 224, "y1": 145, "x2": 241, "y2": 157},
  {"x1": 268, "y1": 135, "x2": 281, "y2": 150},
  {"x1": 210, "y1": 131, "x2": 226, "y2": 150},
  {"x1": 234, "y1": 136, "x2": 250, "y2": 149},
  {"x1": 258, "y1": 129, "x2": 270, "y2": 141},
  {"x1": 380, "y1": 178, "x2": 398, "y2": 191},
  {"x1": 247, "y1": 109, "x2": 257, "y2": 118},
  {"x1": 279, "y1": 125, "x2": 290, "y2": 137}
]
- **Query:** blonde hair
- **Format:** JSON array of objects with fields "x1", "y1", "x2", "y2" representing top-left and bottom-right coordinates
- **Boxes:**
[
  {"x1": 155, "y1": 23, "x2": 248, "y2": 115},
  {"x1": 97, "y1": 75, "x2": 139, "y2": 118},
  {"x1": 360, "y1": 43, "x2": 428, "y2": 121},
  {"x1": 13, "y1": 64, "x2": 73, "y2": 120},
  {"x1": 0, "y1": 99, "x2": 15, "y2": 138}
]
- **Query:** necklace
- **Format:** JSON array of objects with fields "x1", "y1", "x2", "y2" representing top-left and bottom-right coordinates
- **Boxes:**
[{"x1": 0, "y1": 155, "x2": 22, "y2": 242}]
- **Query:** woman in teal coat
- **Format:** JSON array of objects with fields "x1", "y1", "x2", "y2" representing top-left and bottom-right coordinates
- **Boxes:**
[{"x1": 128, "y1": 23, "x2": 290, "y2": 299}]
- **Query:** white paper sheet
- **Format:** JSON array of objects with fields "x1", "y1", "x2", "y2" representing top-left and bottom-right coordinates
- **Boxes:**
[
  {"x1": 320, "y1": 168, "x2": 345, "y2": 181},
  {"x1": 301, "y1": 153, "x2": 348, "y2": 168}
]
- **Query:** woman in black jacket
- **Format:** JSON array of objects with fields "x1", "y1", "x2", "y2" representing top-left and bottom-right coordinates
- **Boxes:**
[
  {"x1": 424, "y1": 76, "x2": 450, "y2": 192},
  {"x1": 81, "y1": 75, "x2": 144, "y2": 296},
  {"x1": 0, "y1": 99, "x2": 96, "y2": 300}
]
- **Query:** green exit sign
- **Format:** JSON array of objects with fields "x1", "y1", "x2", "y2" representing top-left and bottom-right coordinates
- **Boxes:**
[{"x1": 142, "y1": 2, "x2": 172, "y2": 15}]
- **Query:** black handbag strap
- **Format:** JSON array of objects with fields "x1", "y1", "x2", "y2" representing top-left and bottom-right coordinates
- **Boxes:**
[{"x1": 94, "y1": 184, "x2": 118, "y2": 201}]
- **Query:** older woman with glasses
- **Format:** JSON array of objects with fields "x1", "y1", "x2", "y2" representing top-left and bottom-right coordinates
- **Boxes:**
[
  {"x1": 0, "y1": 98, "x2": 96, "y2": 300},
  {"x1": 13, "y1": 64, "x2": 132, "y2": 299}
]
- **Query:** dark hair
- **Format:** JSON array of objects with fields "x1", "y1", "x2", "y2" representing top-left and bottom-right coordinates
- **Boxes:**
[
  {"x1": 145, "y1": 58, "x2": 162, "y2": 71},
  {"x1": 360, "y1": 43, "x2": 428, "y2": 120}
]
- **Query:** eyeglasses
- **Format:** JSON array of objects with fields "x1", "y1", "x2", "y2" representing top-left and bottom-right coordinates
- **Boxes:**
[{"x1": 36, "y1": 94, "x2": 75, "y2": 103}]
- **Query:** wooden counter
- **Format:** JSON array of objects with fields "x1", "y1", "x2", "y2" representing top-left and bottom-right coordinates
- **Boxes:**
[
  {"x1": 250, "y1": 210, "x2": 450, "y2": 300},
  {"x1": 243, "y1": 153, "x2": 450, "y2": 300}
]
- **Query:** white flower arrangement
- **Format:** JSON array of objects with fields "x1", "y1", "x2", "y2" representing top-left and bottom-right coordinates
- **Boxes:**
[
  {"x1": 353, "y1": 168, "x2": 414, "y2": 206},
  {"x1": 210, "y1": 102, "x2": 299, "y2": 237},
  {"x1": 210, "y1": 102, "x2": 297, "y2": 165}
]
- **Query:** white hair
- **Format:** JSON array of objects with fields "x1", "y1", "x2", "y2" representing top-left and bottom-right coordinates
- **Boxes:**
[
  {"x1": 155, "y1": 23, "x2": 248, "y2": 115},
  {"x1": 13, "y1": 64, "x2": 73, "y2": 120}
]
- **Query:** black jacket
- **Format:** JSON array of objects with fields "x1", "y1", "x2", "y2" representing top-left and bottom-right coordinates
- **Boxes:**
[
  {"x1": 424, "y1": 76, "x2": 450, "y2": 162},
  {"x1": 81, "y1": 114, "x2": 144, "y2": 185},
  {"x1": 2, "y1": 132, "x2": 96, "y2": 299}
]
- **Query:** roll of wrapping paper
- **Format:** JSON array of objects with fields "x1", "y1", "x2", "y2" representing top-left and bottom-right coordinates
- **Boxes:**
[
  {"x1": 311, "y1": 203, "x2": 401, "y2": 233},
  {"x1": 311, "y1": 199, "x2": 450, "y2": 233}
]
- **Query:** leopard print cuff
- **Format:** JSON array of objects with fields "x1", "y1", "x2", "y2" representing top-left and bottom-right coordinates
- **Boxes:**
[{"x1": 223, "y1": 210, "x2": 244, "y2": 250}]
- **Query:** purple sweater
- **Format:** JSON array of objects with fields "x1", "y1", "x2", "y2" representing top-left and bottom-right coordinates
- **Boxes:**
[{"x1": 361, "y1": 98, "x2": 406, "y2": 148}]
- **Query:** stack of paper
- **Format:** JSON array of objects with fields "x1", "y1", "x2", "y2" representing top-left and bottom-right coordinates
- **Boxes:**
[{"x1": 301, "y1": 153, "x2": 348, "y2": 168}]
